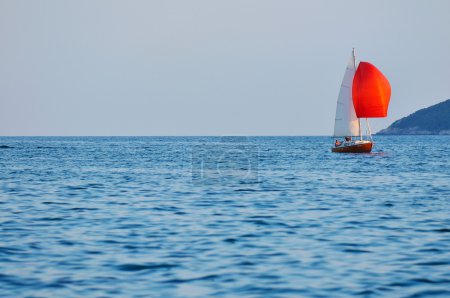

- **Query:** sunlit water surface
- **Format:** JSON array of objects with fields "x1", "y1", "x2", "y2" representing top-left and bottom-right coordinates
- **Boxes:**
[{"x1": 0, "y1": 136, "x2": 449, "y2": 297}]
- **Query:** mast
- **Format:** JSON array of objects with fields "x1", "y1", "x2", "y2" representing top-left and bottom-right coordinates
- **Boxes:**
[{"x1": 353, "y1": 48, "x2": 363, "y2": 140}]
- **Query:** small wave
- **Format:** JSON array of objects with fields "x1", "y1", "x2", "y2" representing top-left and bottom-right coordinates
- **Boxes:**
[
  {"x1": 66, "y1": 185, "x2": 88, "y2": 190},
  {"x1": 433, "y1": 228, "x2": 450, "y2": 233},
  {"x1": 234, "y1": 188, "x2": 258, "y2": 192},
  {"x1": 116, "y1": 263, "x2": 178, "y2": 272},
  {"x1": 0, "y1": 273, "x2": 41, "y2": 287},
  {"x1": 163, "y1": 274, "x2": 219, "y2": 284},
  {"x1": 39, "y1": 217, "x2": 65, "y2": 221},
  {"x1": 58, "y1": 240, "x2": 76, "y2": 246},
  {"x1": 415, "y1": 261, "x2": 449, "y2": 266},
  {"x1": 0, "y1": 246, "x2": 26, "y2": 255},
  {"x1": 69, "y1": 207, "x2": 99, "y2": 211},
  {"x1": 342, "y1": 248, "x2": 372, "y2": 253},
  {"x1": 409, "y1": 289, "x2": 450, "y2": 298},
  {"x1": 243, "y1": 219, "x2": 270, "y2": 226},
  {"x1": 410, "y1": 278, "x2": 450, "y2": 284}
]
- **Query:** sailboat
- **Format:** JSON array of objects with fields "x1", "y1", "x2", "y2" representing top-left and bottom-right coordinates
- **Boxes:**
[{"x1": 332, "y1": 49, "x2": 391, "y2": 153}]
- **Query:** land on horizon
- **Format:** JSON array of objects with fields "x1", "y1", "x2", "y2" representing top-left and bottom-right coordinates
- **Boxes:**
[{"x1": 378, "y1": 99, "x2": 450, "y2": 135}]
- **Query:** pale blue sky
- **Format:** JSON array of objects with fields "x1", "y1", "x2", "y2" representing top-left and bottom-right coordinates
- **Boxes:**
[{"x1": 1, "y1": 0, "x2": 449, "y2": 135}]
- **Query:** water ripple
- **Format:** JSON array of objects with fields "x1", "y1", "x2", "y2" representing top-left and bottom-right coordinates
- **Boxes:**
[{"x1": 0, "y1": 136, "x2": 449, "y2": 297}]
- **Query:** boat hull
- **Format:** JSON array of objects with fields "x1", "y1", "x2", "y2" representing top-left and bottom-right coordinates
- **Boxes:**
[{"x1": 331, "y1": 141, "x2": 373, "y2": 153}]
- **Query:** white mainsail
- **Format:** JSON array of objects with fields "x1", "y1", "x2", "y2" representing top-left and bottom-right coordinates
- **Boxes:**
[{"x1": 333, "y1": 53, "x2": 360, "y2": 137}]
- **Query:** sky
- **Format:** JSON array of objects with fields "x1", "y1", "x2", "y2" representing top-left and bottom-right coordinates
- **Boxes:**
[{"x1": 0, "y1": 0, "x2": 449, "y2": 136}]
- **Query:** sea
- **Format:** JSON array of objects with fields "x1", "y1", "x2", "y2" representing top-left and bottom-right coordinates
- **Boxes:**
[{"x1": 0, "y1": 136, "x2": 449, "y2": 298}]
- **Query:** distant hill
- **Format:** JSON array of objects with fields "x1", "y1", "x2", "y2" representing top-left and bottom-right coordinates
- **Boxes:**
[{"x1": 377, "y1": 99, "x2": 450, "y2": 135}]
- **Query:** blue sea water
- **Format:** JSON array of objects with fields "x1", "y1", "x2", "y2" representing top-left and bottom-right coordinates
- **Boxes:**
[{"x1": 0, "y1": 136, "x2": 449, "y2": 298}]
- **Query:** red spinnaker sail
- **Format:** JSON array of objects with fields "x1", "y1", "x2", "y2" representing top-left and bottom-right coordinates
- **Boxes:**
[{"x1": 352, "y1": 62, "x2": 391, "y2": 118}]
